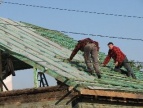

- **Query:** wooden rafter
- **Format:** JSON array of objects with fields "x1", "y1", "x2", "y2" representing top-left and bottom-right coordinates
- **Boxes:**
[{"x1": 80, "y1": 89, "x2": 143, "y2": 99}]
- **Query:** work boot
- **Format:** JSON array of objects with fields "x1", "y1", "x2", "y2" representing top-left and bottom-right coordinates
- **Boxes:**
[
  {"x1": 127, "y1": 72, "x2": 136, "y2": 79},
  {"x1": 131, "y1": 73, "x2": 136, "y2": 79},
  {"x1": 96, "y1": 73, "x2": 101, "y2": 79},
  {"x1": 127, "y1": 72, "x2": 131, "y2": 77}
]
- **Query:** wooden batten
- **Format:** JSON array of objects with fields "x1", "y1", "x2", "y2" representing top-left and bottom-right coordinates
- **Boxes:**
[{"x1": 80, "y1": 89, "x2": 143, "y2": 99}]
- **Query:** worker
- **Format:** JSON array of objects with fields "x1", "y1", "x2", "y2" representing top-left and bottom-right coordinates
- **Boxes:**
[
  {"x1": 102, "y1": 42, "x2": 136, "y2": 79},
  {"x1": 68, "y1": 38, "x2": 101, "y2": 79}
]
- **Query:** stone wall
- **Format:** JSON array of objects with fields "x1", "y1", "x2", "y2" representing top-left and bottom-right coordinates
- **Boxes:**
[
  {"x1": 0, "y1": 86, "x2": 142, "y2": 108},
  {"x1": 0, "y1": 86, "x2": 75, "y2": 108},
  {"x1": 0, "y1": 100, "x2": 72, "y2": 108}
]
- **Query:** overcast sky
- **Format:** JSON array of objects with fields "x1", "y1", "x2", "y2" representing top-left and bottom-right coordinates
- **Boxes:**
[{"x1": 0, "y1": 0, "x2": 143, "y2": 89}]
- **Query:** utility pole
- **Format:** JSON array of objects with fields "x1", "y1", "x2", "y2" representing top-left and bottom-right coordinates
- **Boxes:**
[
  {"x1": 0, "y1": 51, "x2": 3, "y2": 91},
  {"x1": 33, "y1": 67, "x2": 38, "y2": 88}
]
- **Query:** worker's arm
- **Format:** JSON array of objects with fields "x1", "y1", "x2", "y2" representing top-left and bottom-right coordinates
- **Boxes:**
[
  {"x1": 69, "y1": 43, "x2": 81, "y2": 61},
  {"x1": 95, "y1": 41, "x2": 100, "y2": 51},
  {"x1": 102, "y1": 51, "x2": 111, "y2": 66}
]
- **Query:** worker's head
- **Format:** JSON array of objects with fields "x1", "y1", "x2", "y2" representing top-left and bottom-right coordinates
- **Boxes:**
[{"x1": 107, "y1": 42, "x2": 114, "y2": 49}]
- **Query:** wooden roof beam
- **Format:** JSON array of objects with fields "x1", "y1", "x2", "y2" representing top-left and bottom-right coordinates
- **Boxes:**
[{"x1": 80, "y1": 89, "x2": 143, "y2": 100}]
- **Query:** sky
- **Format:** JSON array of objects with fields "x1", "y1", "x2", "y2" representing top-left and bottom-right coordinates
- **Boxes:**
[{"x1": 0, "y1": 0, "x2": 143, "y2": 89}]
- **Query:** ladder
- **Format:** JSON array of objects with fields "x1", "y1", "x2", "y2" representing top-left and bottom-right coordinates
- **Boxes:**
[{"x1": 37, "y1": 72, "x2": 49, "y2": 87}]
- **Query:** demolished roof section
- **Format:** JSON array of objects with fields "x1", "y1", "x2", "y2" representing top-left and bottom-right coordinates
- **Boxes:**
[{"x1": 0, "y1": 17, "x2": 143, "y2": 94}]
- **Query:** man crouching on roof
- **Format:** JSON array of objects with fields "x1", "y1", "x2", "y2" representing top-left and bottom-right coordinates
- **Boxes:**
[
  {"x1": 68, "y1": 38, "x2": 101, "y2": 79},
  {"x1": 101, "y1": 42, "x2": 136, "y2": 79}
]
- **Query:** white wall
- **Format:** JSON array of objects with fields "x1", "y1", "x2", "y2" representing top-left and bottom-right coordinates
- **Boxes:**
[{"x1": 3, "y1": 75, "x2": 13, "y2": 91}]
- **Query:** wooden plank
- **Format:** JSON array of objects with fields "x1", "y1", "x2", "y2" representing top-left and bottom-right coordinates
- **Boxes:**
[
  {"x1": 33, "y1": 67, "x2": 38, "y2": 88},
  {"x1": 0, "y1": 39, "x2": 74, "y2": 78},
  {"x1": 0, "y1": 18, "x2": 96, "y2": 82},
  {"x1": 0, "y1": 18, "x2": 84, "y2": 61},
  {"x1": 0, "y1": 21, "x2": 86, "y2": 73},
  {"x1": 2, "y1": 51, "x2": 78, "y2": 87},
  {"x1": 80, "y1": 89, "x2": 143, "y2": 99},
  {"x1": 0, "y1": 28, "x2": 93, "y2": 81}
]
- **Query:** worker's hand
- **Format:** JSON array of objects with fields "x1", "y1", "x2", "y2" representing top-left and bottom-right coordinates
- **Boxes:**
[
  {"x1": 101, "y1": 63, "x2": 106, "y2": 67},
  {"x1": 67, "y1": 58, "x2": 71, "y2": 62},
  {"x1": 115, "y1": 62, "x2": 118, "y2": 66}
]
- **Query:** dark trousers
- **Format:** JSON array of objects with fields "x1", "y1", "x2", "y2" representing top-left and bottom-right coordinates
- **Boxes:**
[{"x1": 114, "y1": 57, "x2": 136, "y2": 79}]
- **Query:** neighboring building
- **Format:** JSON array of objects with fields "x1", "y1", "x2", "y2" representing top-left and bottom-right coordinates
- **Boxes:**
[{"x1": 0, "y1": 17, "x2": 143, "y2": 108}]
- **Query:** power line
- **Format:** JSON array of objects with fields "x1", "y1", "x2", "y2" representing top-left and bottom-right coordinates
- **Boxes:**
[
  {"x1": 60, "y1": 31, "x2": 143, "y2": 41},
  {"x1": 1, "y1": 59, "x2": 143, "y2": 66},
  {"x1": 2, "y1": 1, "x2": 143, "y2": 19},
  {"x1": 0, "y1": 22, "x2": 143, "y2": 42}
]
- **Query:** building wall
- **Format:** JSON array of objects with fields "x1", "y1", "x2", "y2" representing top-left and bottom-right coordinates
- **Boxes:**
[
  {"x1": 75, "y1": 102, "x2": 142, "y2": 108},
  {"x1": 0, "y1": 100, "x2": 72, "y2": 108},
  {"x1": 1, "y1": 100, "x2": 142, "y2": 108},
  {"x1": 3, "y1": 75, "x2": 12, "y2": 91},
  {"x1": 0, "y1": 86, "x2": 142, "y2": 108},
  {"x1": 0, "y1": 86, "x2": 75, "y2": 108}
]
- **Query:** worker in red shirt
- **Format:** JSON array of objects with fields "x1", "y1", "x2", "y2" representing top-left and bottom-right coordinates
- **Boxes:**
[
  {"x1": 102, "y1": 42, "x2": 136, "y2": 79},
  {"x1": 68, "y1": 38, "x2": 101, "y2": 79}
]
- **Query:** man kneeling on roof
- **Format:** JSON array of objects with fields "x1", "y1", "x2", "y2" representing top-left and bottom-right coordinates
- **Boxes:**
[
  {"x1": 102, "y1": 42, "x2": 136, "y2": 79},
  {"x1": 68, "y1": 38, "x2": 101, "y2": 79}
]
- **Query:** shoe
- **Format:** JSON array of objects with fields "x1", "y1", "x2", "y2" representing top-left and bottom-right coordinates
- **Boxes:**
[
  {"x1": 97, "y1": 74, "x2": 101, "y2": 79},
  {"x1": 127, "y1": 72, "x2": 131, "y2": 77},
  {"x1": 128, "y1": 72, "x2": 136, "y2": 79},
  {"x1": 131, "y1": 73, "x2": 136, "y2": 79}
]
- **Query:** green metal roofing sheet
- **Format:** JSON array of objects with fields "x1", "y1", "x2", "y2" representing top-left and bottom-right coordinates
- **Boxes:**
[{"x1": 0, "y1": 17, "x2": 143, "y2": 93}]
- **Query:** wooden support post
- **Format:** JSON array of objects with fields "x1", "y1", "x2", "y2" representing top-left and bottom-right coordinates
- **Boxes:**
[
  {"x1": 33, "y1": 67, "x2": 38, "y2": 88},
  {"x1": 0, "y1": 51, "x2": 3, "y2": 91}
]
